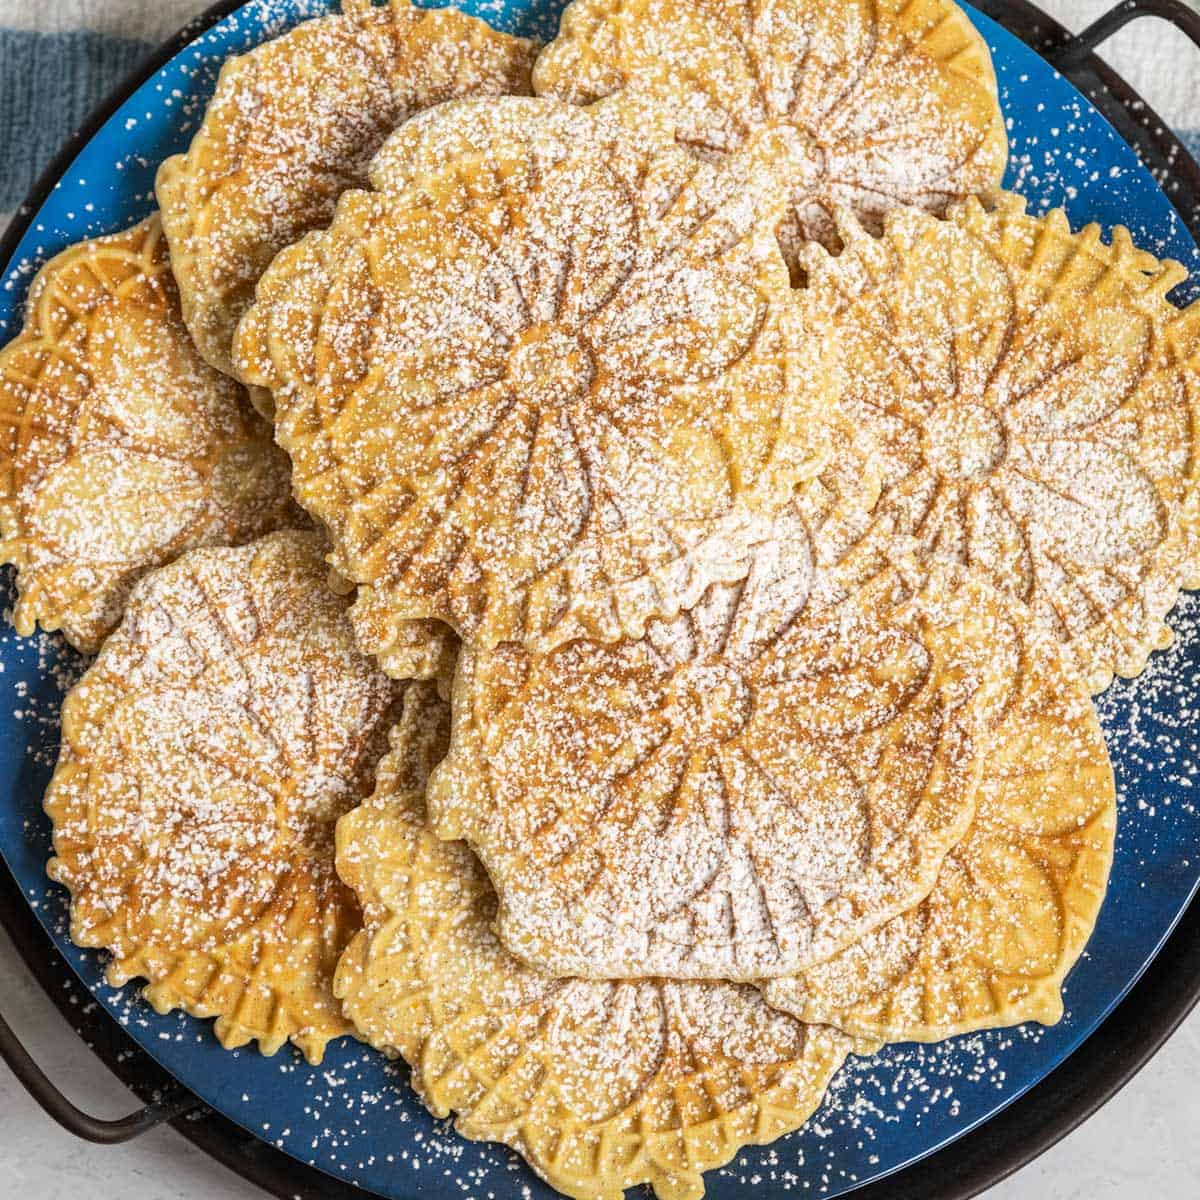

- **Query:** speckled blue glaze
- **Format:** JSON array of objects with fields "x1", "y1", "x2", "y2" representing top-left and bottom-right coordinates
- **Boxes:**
[{"x1": 2, "y1": 3, "x2": 1199, "y2": 1196}]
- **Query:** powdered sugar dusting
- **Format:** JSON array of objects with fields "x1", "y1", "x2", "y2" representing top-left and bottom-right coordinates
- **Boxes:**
[
  {"x1": 0, "y1": 2, "x2": 1199, "y2": 1198},
  {"x1": 0, "y1": 216, "x2": 296, "y2": 653},
  {"x1": 797, "y1": 193, "x2": 1200, "y2": 696},
  {"x1": 42, "y1": 531, "x2": 406, "y2": 1063},
  {"x1": 236, "y1": 94, "x2": 832, "y2": 652},
  {"x1": 533, "y1": 0, "x2": 1007, "y2": 271},
  {"x1": 157, "y1": 0, "x2": 537, "y2": 380},
  {"x1": 431, "y1": 565, "x2": 1007, "y2": 982}
]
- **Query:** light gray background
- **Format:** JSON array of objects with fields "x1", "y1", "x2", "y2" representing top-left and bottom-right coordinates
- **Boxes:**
[{"x1": 3, "y1": 1, "x2": 1200, "y2": 1197}]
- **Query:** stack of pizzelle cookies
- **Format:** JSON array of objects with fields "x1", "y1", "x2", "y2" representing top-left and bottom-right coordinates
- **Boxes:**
[{"x1": 5, "y1": 1, "x2": 1198, "y2": 1197}]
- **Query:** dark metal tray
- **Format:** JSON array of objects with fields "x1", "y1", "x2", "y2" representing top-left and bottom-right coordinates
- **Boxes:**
[{"x1": 2, "y1": 1, "x2": 1199, "y2": 1196}]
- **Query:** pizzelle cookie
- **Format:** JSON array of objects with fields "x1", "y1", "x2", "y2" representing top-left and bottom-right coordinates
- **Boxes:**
[
  {"x1": 328, "y1": 98, "x2": 619, "y2": 682},
  {"x1": 533, "y1": 0, "x2": 1007, "y2": 266},
  {"x1": 44, "y1": 530, "x2": 404, "y2": 1063},
  {"x1": 793, "y1": 415, "x2": 884, "y2": 592},
  {"x1": 765, "y1": 598, "x2": 1116, "y2": 1041},
  {"x1": 156, "y1": 0, "x2": 537, "y2": 388},
  {"x1": 427, "y1": 558, "x2": 1013, "y2": 980},
  {"x1": 0, "y1": 216, "x2": 295, "y2": 653},
  {"x1": 800, "y1": 194, "x2": 1200, "y2": 693},
  {"x1": 346, "y1": 583, "x2": 461, "y2": 691},
  {"x1": 364, "y1": 90, "x2": 679, "y2": 214},
  {"x1": 236, "y1": 96, "x2": 836, "y2": 652},
  {"x1": 335, "y1": 683, "x2": 853, "y2": 1200}
]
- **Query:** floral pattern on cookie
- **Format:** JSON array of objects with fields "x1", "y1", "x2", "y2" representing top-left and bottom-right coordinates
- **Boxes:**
[
  {"x1": 800, "y1": 194, "x2": 1200, "y2": 692},
  {"x1": 336, "y1": 684, "x2": 853, "y2": 1200},
  {"x1": 0, "y1": 217, "x2": 295, "y2": 653},
  {"x1": 429, "y1": 559, "x2": 1013, "y2": 980},
  {"x1": 45, "y1": 531, "x2": 407, "y2": 1063},
  {"x1": 534, "y1": 0, "x2": 1007, "y2": 268},
  {"x1": 236, "y1": 97, "x2": 835, "y2": 651}
]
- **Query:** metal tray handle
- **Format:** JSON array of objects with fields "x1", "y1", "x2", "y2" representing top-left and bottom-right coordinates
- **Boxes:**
[
  {"x1": 0, "y1": 1005, "x2": 201, "y2": 1143},
  {"x1": 1052, "y1": 0, "x2": 1200, "y2": 74}
]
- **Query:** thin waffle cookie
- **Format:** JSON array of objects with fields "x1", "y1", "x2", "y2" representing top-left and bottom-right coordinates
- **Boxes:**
[
  {"x1": 765, "y1": 593, "x2": 1116, "y2": 1040},
  {"x1": 236, "y1": 96, "x2": 836, "y2": 652},
  {"x1": 346, "y1": 584, "x2": 461, "y2": 690},
  {"x1": 428, "y1": 560, "x2": 1012, "y2": 980},
  {"x1": 0, "y1": 216, "x2": 294, "y2": 653},
  {"x1": 335, "y1": 683, "x2": 853, "y2": 1200},
  {"x1": 44, "y1": 530, "x2": 404, "y2": 1063},
  {"x1": 801, "y1": 194, "x2": 1200, "y2": 693},
  {"x1": 156, "y1": 0, "x2": 536, "y2": 388},
  {"x1": 533, "y1": 0, "x2": 1007, "y2": 267}
]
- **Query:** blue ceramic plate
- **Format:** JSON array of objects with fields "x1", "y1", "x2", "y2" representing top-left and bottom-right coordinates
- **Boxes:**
[{"x1": 2, "y1": 3, "x2": 1200, "y2": 1197}]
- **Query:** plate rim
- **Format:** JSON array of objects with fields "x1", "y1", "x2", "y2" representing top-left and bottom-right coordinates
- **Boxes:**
[{"x1": 1, "y1": 3, "x2": 1199, "y2": 1199}]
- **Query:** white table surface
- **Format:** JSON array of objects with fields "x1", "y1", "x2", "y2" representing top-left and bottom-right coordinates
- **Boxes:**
[{"x1": 4, "y1": 1, "x2": 1200, "y2": 1197}]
